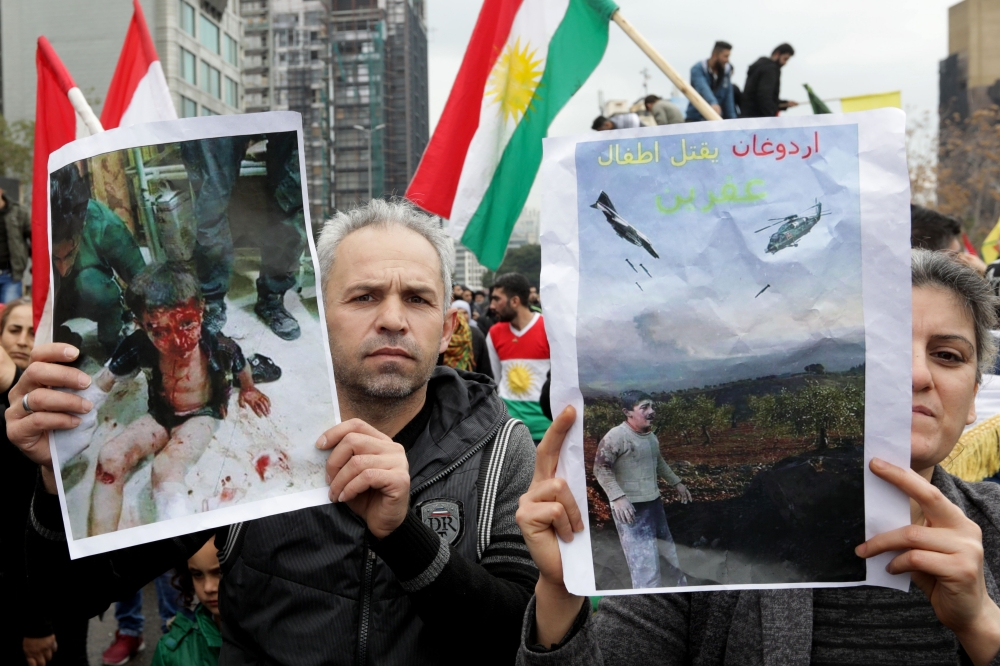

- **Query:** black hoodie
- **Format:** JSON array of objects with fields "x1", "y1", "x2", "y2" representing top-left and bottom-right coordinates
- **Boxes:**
[
  {"x1": 26, "y1": 367, "x2": 538, "y2": 665},
  {"x1": 742, "y1": 56, "x2": 784, "y2": 118}
]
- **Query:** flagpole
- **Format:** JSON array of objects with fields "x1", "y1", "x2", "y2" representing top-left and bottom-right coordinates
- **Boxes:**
[
  {"x1": 67, "y1": 87, "x2": 105, "y2": 134},
  {"x1": 610, "y1": 10, "x2": 723, "y2": 122}
]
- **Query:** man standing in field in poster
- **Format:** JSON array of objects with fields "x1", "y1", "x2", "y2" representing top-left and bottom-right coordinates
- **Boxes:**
[{"x1": 594, "y1": 390, "x2": 692, "y2": 588}]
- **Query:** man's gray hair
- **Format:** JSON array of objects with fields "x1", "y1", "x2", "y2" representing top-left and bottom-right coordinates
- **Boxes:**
[
  {"x1": 912, "y1": 248, "x2": 999, "y2": 381},
  {"x1": 316, "y1": 198, "x2": 455, "y2": 312}
]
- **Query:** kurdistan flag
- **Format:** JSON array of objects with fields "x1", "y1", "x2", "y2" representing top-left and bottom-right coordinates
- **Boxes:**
[{"x1": 406, "y1": 0, "x2": 618, "y2": 269}]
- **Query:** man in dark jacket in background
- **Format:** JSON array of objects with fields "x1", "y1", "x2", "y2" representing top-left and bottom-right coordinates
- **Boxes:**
[
  {"x1": 741, "y1": 43, "x2": 797, "y2": 118},
  {"x1": 9, "y1": 199, "x2": 538, "y2": 666},
  {"x1": 0, "y1": 187, "x2": 30, "y2": 303}
]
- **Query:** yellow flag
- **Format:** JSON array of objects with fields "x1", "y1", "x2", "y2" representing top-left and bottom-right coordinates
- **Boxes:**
[
  {"x1": 840, "y1": 91, "x2": 902, "y2": 113},
  {"x1": 982, "y1": 217, "x2": 1000, "y2": 264}
]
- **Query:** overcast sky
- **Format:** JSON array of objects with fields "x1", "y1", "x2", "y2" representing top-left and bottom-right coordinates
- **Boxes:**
[{"x1": 425, "y1": 0, "x2": 954, "y2": 206}]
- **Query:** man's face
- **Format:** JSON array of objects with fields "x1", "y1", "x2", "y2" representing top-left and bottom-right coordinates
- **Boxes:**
[
  {"x1": 776, "y1": 53, "x2": 792, "y2": 67},
  {"x1": 474, "y1": 293, "x2": 485, "y2": 304},
  {"x1": 141, "y1": 299, "x2": 204, "y2": 356},
  {"x1": 598, "y1": 120, "x2": 615, "y2": 131},
  {"x1": 714, "y1": 49, "x2": 731, "y2": 69},
  {"x1": 453, "y1": 284, "x2": 464, "y2": 298},
  {"x1": 625, "y1": 400, "x2": 655, "y2": 431},
  {"x1": 53, "y1": 238, "x2": 81, "y2": 278},
  {"x1": 490, "y1": 287, "x2": 518, "y2": 322},
  {"x1": 325, "y1": 225, "x2": 455, "y2": 402}
]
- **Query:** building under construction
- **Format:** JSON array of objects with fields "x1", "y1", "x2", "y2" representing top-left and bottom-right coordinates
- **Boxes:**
[
  {"x1": 329, "y1": 0, "x2": 428, "y2": 209},
  {"x1": 241, "y1": 0, "x2": 332, "y2": 224},
  {"x1": 239, "y1": 0, "x2": 427, "y2": 217}
]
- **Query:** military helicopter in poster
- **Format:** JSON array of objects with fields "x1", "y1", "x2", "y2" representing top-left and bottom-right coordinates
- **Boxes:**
[{"x1": 755, "y1": 201, "x2": 830, "y2": 254}]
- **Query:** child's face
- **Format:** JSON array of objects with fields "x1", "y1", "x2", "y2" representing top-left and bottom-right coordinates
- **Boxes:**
[
  {"x1": 188, "y1": 540, "x2": 222, "y2": 618},
  {"x1": 141, "y1": 299, "x2": 203, "y2": 356}
]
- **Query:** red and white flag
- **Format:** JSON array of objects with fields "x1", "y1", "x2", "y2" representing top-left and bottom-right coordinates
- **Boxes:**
[
  {"x1": 101, "y1": 0, "x2": 176, "y2": 129},
  {"x1": 31, "y1": 37, "x2": 97, "y2": 326}
]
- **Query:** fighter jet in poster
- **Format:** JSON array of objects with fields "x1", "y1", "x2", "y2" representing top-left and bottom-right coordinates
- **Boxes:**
[
  {"x1": 755, "y1": 201, "x2": 830, "y2": 254},
  {"x1": 591, "y1": 191, "x2": 659, "y2": 259}
]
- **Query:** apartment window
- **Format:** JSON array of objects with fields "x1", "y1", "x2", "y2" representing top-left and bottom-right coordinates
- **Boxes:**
[
  {"x1": 200, "y1": 61, "x2": 221, "y2": 98},
  {"x1": 224, "y1": 77, "x2": 239, "y2": 107},
  {"x1": 199, "y1": 15, "x2": 220, "y2": 53},
  {"x1": 180, "y1": 48, "x2": 196, "y2": 84},
  {"x1": 201, "y1": 106, "x2": 219, "y2": 116},
  {"x1": 180, "y1": 96, "x2": 197, "y2": 118},
  {"x1": 224, "y1": 34, "x2": 239, "y2": 66},
  {"x1": 179, "y1": 1, "x2": 196, "y2": 36}
]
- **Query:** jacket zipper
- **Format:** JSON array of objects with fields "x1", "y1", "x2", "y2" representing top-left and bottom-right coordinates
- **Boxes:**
[
  {"x1": 410, "y1": 419, "x2": 503, "y2": 497},
  {"x1": 356, "y1": 543, "x2": 376, "y2": 665},
  {"x1": 354, "y1": 417, "x2": 504, "y2": 664}
]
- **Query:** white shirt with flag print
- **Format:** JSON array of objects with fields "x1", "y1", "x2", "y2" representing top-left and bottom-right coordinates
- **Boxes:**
[{"x1": 486, "y1": 312, "x2": 552, "y2": 441}]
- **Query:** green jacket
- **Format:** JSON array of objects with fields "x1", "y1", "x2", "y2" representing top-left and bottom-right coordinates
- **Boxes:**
[
  {"x1": 594, "y1": 422, "x2": 682, "y2": 503},
  {"x1": 151, "y1": 605, "x2": 221, "y2": 666},
  {"x1": 0, "y1": 194, "x2": 31, "y2": 279},
  {"x1": 71, "y1": 199, "x2": 145, "y2": 283}
]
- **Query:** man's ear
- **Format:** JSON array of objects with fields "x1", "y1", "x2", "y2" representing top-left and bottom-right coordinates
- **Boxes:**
[{"x1": 439, "y1": 308, "x2": 458, "y2": 354}]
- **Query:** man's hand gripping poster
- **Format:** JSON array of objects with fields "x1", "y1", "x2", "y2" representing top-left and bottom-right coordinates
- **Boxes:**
[{"x1": 541, "y1": 109, "x2": 914, "y2": 594}]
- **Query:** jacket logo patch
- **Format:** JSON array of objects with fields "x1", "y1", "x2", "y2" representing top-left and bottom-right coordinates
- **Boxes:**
[{"x1": 417, "y1": 498, "x2": 464, "y2": 545}]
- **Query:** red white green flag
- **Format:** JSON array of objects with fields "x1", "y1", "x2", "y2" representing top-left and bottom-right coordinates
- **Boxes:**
[{"x1": 406, "y1": 0, "x2": 618, "y2": 269}]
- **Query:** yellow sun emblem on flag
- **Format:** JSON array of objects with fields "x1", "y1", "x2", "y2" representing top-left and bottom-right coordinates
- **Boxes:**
[
  {"x1": 506, "y1": 361, "x2": 538, "y2": 398},
  {"x1": 485, "y1": 37, "x2": 545, "y2": 124}
]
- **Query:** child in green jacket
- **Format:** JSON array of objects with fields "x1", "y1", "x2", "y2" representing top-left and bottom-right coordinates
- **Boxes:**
[{"x1": 151, "y1": 539, "x2": 222, "y2": 666}]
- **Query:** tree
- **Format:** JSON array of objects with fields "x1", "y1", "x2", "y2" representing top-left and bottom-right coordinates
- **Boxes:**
[
  {"x1": 804, "y1": 363, "x2": 825, "y2": 375},
  {"x1": 657, "y1": 394, "x2": 732, "y2": 445},
  {"x1": 937, "y1": 107, "x2": 1000, "y2": 244},
  {"x1": 481, "y1": 243, "x2": 541, "y2": 288},
  {"x1": 750, "y1": 381, "x2": 863, "y2": 449},
  {"x1": 0, "y1": 115, "x2": 34, "y2": 185}
]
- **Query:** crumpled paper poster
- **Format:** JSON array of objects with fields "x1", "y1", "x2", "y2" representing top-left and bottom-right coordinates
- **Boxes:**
[
  {"x1": 541, "y1": 109, "x2": 912, "y2": 594},
  {"x1": 46, "y1": 112, "x2": 339, "y2": 559}
]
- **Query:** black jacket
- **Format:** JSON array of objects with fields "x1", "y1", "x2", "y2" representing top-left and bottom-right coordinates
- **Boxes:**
[
  {"x1": 741, "y1": 57, "x2": 784, "y2": 118},
  {"x1": 26, "y1": 367, "x2": 538, "y2": 665}
]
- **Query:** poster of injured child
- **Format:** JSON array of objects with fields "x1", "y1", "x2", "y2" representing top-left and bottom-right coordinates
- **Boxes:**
[
  {"x1": 540, "y1": 109, "x2": 914, "y2": 595},
  {"x1": 45, "y1": 112, "x2": 338, "y2": 559}
]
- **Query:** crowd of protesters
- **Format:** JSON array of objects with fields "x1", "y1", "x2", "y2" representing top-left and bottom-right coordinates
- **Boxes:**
[
  {"x1": 593, "y1": 41, "x2": 798, "y2": 131},
  {"x1": 5, "y1": 195, "x2": 1000, "y2": 666},
  {"x1": 8, "y1": 79, "x2": 1000, "y2": 665}
]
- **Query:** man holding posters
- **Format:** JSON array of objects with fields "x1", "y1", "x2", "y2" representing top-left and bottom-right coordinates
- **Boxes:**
[{"x1": 9, "y1": 123, "x2": 539, "y2": 663}]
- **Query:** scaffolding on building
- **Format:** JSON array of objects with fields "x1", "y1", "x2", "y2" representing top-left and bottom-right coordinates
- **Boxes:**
[{"x1": 239, "y1": 0, "x2": 332, "y2": 223}]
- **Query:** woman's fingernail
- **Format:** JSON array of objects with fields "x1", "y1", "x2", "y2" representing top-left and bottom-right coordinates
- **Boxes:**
[
  {"x1": 329, "y1": 490, "x2": 337, "y2": 503},
  {"x1": 82, "y1": 399, "x2": 94, "y2": 412},
  {"x1": 79, "y1": 375, "x2": 91, "y2": 389},
  {"x1": 855, "y1": 543, "x2": 867, "y2": 557},
  {"x1": 315, "y1": 436, "x2": 326, "y2": 449},
  {"x1": 65, "y1": 347, "x2": 78, "y2": 359},
  {"x1": 325, "y1": 473, "x2": 331, "y2": 485},
  {"x1": 871, "y1": 457, "x2": 886, "y2": 470},
  {"x1": 338, "y1": 492, "x2": 346, "y2": 503},
  {"x1": 70, "y1": 416, "x2": 81, "y2": 426}
]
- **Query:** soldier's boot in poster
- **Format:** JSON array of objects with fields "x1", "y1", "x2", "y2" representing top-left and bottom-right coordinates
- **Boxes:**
[
  {"x1": 204, "y1": 297, "x2": 227, "y2": 336},
  {"x1": 254, "y1": 277, "x2": 300, "y2": 340}
]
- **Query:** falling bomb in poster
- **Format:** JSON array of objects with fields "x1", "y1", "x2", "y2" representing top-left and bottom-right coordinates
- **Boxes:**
[
  {"x1": 46, "y1": 112, "x2": 339, "y2": 559},
  {"x1": 541, "y1": 109, "x2": 913, "y2": 595}
]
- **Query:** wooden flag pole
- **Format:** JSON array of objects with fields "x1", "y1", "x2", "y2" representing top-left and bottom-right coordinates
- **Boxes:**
[{"x1": 611, "y1": 10, "x2": 723, "y2": 122}]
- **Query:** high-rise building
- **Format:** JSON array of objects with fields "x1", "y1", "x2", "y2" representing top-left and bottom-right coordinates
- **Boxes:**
[
  {"x1": 453, "y1": 241, "x2": 488, "y2": 291},
  {"x1": 508, "y1": 208, "x2": 540, "y2": 249},
  {"x1": 940, "y1": 0, "x2": 1000, "y2": 122},
  {"x1": 0, "y1": 0, "x2": 242, "y2": 125},
  {"x1": 241, "y1": 0, "x2": 331, "y2": 224},
  {"x1": 328, "y1": 0, "x2": 427, "y2": 209}
]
